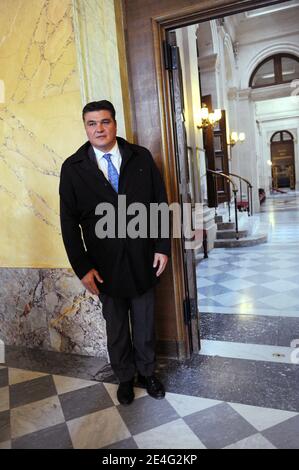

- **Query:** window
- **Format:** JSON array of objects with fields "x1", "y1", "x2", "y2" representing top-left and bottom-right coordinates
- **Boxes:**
[
  {"x1": 250, "y1": 54, "x2": 299, "y2": 89},
  {"x1": 271, "y1": 131, "x2": 294, "y2": 143}
]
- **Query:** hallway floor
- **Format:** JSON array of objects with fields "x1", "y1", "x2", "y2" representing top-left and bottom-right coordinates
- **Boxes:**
[{"x1": 1, "y1": 193, "x2": 299, "y2": 449}]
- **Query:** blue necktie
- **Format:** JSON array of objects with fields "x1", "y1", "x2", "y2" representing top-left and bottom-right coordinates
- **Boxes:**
[{"x1": 103, "y1": 153, "x2": 119, "y2": 192}]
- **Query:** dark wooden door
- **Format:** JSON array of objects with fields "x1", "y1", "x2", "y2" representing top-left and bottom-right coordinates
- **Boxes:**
[
  {"x1": 165, "y1": 31, "x2": 200, "y2": 355},
  {"x1": 213, "y1": 111, "x2": 230, "y2": 203},
  {"x1": 202, "y1": 95, "x2": 216, "y2": 208},
  {"x1": 271, "y1": 131, "x2": 295, "y2": 189},
  {"x1": 202, "y1": 96, "x2": 229, "y2": 205}
]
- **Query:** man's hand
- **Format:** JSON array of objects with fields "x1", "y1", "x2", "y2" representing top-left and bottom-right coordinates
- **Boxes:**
[
  {"x1": 153, "y1": 253, "x2": 168, "y2": 277},
  {"x1": 81, "y1": 269, "x2": 103, "y2": 295}
]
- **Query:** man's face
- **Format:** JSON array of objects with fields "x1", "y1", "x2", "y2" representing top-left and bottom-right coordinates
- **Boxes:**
[{"x1": 84, "y1": 110, "x2": 117, "y2": 152}]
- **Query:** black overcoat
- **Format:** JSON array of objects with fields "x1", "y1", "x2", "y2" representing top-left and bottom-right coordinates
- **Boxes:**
[{"x1": 59, "y1": 137, "x2": 171, "y2": 298}]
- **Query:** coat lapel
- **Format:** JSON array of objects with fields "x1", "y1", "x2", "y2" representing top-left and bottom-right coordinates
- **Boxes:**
[
  {"x1": 118, "y1": 138, "x2": 134, "y2": 192},
  {"x1": 72, "y1": 143, "x2": 117, "y2": 203},
  {"x1": 70, "y1": 138, "x2": 134, "y2": 202}
]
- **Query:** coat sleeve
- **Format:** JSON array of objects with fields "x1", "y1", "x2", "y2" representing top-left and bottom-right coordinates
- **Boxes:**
[
  {"x1": 59, "y1": 162, "x2": 94, "y2": 279},
  {"x1": 149, "y1": 153, "x2": 171, "y2": 257}
]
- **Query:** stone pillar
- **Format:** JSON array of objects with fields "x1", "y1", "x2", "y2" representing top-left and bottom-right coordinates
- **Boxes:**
[
  {"x1": 72, "y1": 0, "x2": 132, "y2": 139},
  {"x1": 237, "y1": 89, "x2": 260, "y2": 213}
]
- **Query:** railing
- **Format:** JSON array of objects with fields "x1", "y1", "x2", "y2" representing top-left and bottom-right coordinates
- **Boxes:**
[
  {"x1": 228, "y1": 173, "x2": 253, "y2": 217},
  {"x1": 207, "y1": 169, "x2": 239, "y2": 240}
]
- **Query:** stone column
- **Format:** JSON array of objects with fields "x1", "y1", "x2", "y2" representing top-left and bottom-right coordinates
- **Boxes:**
[
  {"x1": 72, "y1": 0, "x2": 132, "y2": 139},
  {"x1": 237, "y1": 88, "x2": 260, "y2": 213}
]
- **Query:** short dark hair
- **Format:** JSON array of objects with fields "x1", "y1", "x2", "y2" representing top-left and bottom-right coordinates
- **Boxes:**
[{"x1": 82, "y1": 100, "x2": 116, "y2": 121}]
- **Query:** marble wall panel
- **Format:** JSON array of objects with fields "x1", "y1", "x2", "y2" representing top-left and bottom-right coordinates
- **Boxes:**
[
  {"x1": 0, "y1": 0, "x2": 86, "y2": 268},
  {"x1": 0, "y1": 0, "x2": 126, "y2": 357},
  {"x1": 0, "y1": 268, "x2": 107, "y2": 358}
]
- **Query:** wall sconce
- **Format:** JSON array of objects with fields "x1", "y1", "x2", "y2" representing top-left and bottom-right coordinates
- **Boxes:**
[
  {"x1": 197, "y1": 105, "x2": 222, "y2": 129},
  {"x1": 228, "y1": 131, "x2": 246, "y2": 147},
  {"x1": 267, "y1": 160, "x2": 273, "y2": 166}
]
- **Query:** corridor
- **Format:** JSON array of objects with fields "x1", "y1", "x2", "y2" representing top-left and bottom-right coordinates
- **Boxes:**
[{"x1": 1, "y1": 193, "x2": 299, "y2": 449}]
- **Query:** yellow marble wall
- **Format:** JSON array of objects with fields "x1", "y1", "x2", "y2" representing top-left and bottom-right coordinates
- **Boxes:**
[{"x1": 0, "y1": 0, "x2": 86, "y2": 267}]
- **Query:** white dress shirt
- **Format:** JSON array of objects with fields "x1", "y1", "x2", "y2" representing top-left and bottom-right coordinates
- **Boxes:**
[{"x1": 92, "y1": 142, "x2": 122, "y2": 180}]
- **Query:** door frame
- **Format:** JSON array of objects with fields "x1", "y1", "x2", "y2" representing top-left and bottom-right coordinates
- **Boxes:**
[{"x1": 150, "y1": 0, "x2": 286, "y2": 355}]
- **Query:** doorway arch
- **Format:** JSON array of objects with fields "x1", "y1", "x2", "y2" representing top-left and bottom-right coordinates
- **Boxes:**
[{"x1": 271, "y1": 131, "x2": 295, "y2": 190}]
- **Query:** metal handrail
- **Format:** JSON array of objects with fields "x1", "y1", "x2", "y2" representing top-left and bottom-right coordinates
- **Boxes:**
[
  {"x1": 207, "y1": 170, "x2": 238, "y2": 192},
  {"x1": 228, "y1": 173, "x2": 253, "y2": 217},
  {"x1": 207, "y1": 169, "x2": 239, "y2": 240},
  {"x1": 229, "y1": 173, "x2": 252, "y2": 188}
]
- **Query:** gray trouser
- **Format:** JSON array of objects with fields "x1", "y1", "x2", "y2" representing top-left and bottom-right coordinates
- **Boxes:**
[{"x1": 99, "y1": 288, "x2": 155, "y2": 382}]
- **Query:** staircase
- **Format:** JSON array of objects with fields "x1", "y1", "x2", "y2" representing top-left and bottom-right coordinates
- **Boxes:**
[{"x1": 214, "y1": 215, "x2": 267, "y2": 248}]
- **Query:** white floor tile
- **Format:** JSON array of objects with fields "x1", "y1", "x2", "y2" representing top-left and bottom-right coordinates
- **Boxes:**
[
  {"x1": 134, "y1": 419, "x2": 206, "y2": 449},
  {"x1": 9, "y1": 368, "x2": 48, "y2": 386},
  {"x1": 229, "y1": 402, "x2": 298, "y2": 432},
  {"x1": 259, "y1": 293, "x2": 299, "y2": 309},
  {"x1": 67, "y1": 407, "x2": 130, "y2": 449},
  {"x1": 261, "y1": 280, "x2": 299, "y2": 293},
  {"x1": 0, "y1": 440, "x2": 11, "y2": 449},
  {"x1": 166, "y1": 392, "x2": 221, "y2": 417},
  {"x1": 227, "y1": 269, "x2": 256, "y2": 278},
  {"x1": 0, "y1": 386, "x2": 9, "y2": 412},
  {"x1": 10, "y1": 396, "x2": 65, "y2": 439},
  {"x1": 53, "y1": 375, "x2": 98, "y2": 395},
  {"x1": 224, "y1": 433, "x2": 276, "y2": 449},
  {"x1": 211, "y1": 292, "x2": 251, "y2": 307},
  {"x1": 219, "y1": 279, "x2": 255, "y2": 291},
  {"x1": 197, "y1": 278, "x2": 215, "y2": 288}
]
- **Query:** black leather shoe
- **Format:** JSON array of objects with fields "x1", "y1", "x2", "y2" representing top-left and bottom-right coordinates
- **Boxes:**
[
  {"x1": 137, "y1": 374, "x2": 165, "y2": 399},
  {"x1": 117, "y1": 379, "x2": 134, "y2": 405}
]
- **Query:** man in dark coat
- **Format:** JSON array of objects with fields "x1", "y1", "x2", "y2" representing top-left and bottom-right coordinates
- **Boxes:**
[{"x1": 59, "y1": 100, "x2": 170, "y2": 405}]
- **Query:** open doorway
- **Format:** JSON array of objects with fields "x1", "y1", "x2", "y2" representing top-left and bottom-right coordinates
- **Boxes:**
[
  {"x1": 156, "y1": 0, "x2": 299, "y2": 355},
  {"x1": 271, "y1": 131, "x2": 296, "y2": 190},
  {"x1": 125, "y1": 0, "x2": 299, "y2": 359}
]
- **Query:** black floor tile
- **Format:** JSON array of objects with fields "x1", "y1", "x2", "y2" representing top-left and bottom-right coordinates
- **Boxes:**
[
  {"x1": 117, "y1": 395, "x2": 179, "y2": 435},
  {"x1": 184, "y1": 403, "x2": 256, "y2": 449},
  {"x1": 59, "y1": 383, "x2": 114, "y2": 421},
  {"x1": 262, "y1": 415, "x2": 299, "y2": 449},
  {"x1": 0, "y1": 368, "x2": 8, "y2": 388},
  {"x1": 10, "y1": 375, "x2": 57, "y2": 409},
  {"x1": 12, "y1": 423, "x2": 73, "y2": 449},
  {"x1": 102, "y1": 437, "x2": 138, "y2": 449},
  {"x1": 0, "y1": 410, "x2": 10, "y2": 443}
]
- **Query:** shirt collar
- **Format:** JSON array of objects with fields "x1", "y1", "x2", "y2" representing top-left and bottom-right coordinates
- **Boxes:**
[{"x1": 93, "y1": 142, "x2": 120, "y2": 160}]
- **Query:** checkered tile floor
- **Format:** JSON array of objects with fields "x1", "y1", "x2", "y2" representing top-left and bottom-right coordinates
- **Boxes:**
[
  {"x1": 198, "y1": 192, "x2": 299, "y2": 315},
  {"x1": 197, "y1": 249, "x2": 299, "y2": 314},
  {"x1": 1, "y1": 366, "x2": 299, "y2": 449}
]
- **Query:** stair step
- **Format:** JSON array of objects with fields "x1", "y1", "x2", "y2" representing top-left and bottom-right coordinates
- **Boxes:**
[
  {"x1": 217, "y1": 222, "x2": 235, "y2": 230},
  {"x1": 214, "y1": 234, "x2": 267, "y2": 248},
  {"x1": 215, "y1": 215, "x2": 223, "y2": 223},
  {"x1": 216, "y1": 230, "x2": 248, "y2": 240}
]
